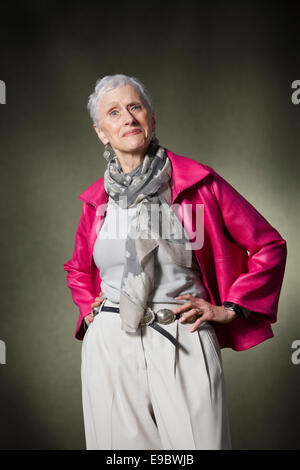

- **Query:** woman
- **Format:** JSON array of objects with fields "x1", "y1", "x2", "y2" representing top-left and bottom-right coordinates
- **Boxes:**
[{"x1": 63, "y1": 74, "x2": 287, "y2": 450}]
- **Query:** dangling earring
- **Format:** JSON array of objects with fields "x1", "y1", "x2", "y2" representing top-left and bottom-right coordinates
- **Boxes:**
[
  {"x1": 103, "y1": 143, "x2": 113, "y2": 161},
  {"x1": 151, "y1": 133, "x2": 159, "y2": 148}
]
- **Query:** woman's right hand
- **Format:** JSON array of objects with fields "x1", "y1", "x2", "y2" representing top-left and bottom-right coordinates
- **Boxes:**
[{"x1": 84, "y1": 291, "x2": 105, "y2": 327}]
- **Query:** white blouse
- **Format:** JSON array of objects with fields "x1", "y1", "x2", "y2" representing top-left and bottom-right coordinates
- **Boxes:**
[{"x1": 93, "y1": 191, "x2": 208, "y2": 305}]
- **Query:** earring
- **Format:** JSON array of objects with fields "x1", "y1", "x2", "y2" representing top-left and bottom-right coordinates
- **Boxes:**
[
  {"x1": 103, "y1": 143, "x2": 113, "y2": 161},
  {"x1": 151, "y1": 133, "x2": 159, "y2": 148}
]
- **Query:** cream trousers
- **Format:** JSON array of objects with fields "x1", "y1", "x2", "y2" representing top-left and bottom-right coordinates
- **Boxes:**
[{"x1": 81, "y1": 299, "x2": 232, "y2": 450}]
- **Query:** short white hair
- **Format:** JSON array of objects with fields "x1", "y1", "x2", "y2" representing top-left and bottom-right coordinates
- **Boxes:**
[{"x1": 87, "y1": 74, "x2": 154, "y2": 128}]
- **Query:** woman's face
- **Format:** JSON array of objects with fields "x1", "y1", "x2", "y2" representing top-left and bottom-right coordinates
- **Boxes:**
[{"x1": 94, "y1": 84, "x2": 155, "y2": 155}]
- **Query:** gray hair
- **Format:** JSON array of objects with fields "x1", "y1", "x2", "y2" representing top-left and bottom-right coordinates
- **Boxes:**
[{"x1": 87, "y1": 74, "x2": 154, "y2": 129}]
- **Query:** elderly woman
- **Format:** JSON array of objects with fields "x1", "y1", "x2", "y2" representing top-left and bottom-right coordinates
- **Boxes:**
[{"x1": 63, "y1": 74, "x2": 287, "y2": 450}]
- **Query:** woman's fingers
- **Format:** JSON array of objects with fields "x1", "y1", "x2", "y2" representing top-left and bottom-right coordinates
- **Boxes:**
[
  {"x1": 174, "y1": 296, "x2": 212, "y2": 329},
  {"x1": 178, "y1": 309, "x2": 209, "y2": 332},
  {"x1": 175, "y1": 294, "x2": 194, "y2": 299},
  {"x1": 86, "y1": 293, "x2": 105, "y2": 326},
  {"x1": 178, "y1": 307, "x2": 204, "y2": 323},
  {"x1": 175, "y1": 298, "x2": 237, "y2": 331},
  {"x1": 174, "y1": 301, "x2": 195, "y2": 315},
  {"x1": 91, "y1": 295, "x2": 105, "y2": 309},
  {"x1": 84, "y1": 313, "x2": 94, "y2": 326},
  {"x1": 189, "y1": 315, "x2": 207, "y2": 332}
]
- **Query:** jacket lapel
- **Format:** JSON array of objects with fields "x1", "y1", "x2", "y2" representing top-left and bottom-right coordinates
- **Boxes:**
[{"x1": 165, "y1": 149, "x2": 211, "y2": 204}]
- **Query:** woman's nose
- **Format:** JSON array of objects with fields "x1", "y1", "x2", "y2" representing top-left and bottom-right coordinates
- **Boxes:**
[{"x1": 122, "y1": 108, "x2": 137, "y2": 125}]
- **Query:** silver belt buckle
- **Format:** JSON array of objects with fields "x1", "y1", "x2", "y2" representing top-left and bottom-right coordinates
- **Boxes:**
[
  {"x1": 140, "y1": 307, "x2": 155, "y2": 326},
  {"x1": 156, "y1": 308, "x2": 175, "y2": 325},
  {"x1": 140, "y1": 307, "x2": 176, "y2": 327}
]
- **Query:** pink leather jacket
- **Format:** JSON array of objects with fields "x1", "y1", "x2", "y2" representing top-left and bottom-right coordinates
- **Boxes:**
[{"x1": 63, "y1": 149, "x2": 287, "y2": 351}]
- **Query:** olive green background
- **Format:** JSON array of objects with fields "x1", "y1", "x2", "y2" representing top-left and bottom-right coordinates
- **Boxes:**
[{"x1": 0, "y1": 1, "x2": 299, "y2": 449}]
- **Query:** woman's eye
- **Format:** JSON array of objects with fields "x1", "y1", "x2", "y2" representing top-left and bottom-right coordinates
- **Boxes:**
[
  {"x1": 131, "y1": 105, "x2": 141, "y2": 111},
  {"x1": 109, "y1": 110, "x2": 118, "y2": 116}
]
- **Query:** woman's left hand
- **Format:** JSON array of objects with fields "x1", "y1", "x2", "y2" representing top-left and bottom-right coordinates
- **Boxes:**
[{"x1": 173, "y1": 294, "x2": 237, "y2": 332}]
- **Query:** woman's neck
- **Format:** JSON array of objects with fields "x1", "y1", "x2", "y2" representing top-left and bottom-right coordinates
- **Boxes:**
[{"x1": 114, "y1": 149, "x2": 146, "y2": 174}]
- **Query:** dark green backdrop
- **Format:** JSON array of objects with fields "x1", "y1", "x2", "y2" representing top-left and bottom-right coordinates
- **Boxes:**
[{"x1": 0, "y1": 1, "x2": 299, "y2": 449}]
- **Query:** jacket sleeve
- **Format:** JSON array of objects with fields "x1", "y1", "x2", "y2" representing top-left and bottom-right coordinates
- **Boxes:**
[
  {"x1": 63, "y1": 201, "x2": 95, "y2": 329},
  {"x1": 210, "y1": 169, "x2": 287, "y2": 323}
]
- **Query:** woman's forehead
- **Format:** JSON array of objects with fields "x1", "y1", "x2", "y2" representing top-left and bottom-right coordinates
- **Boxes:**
[{"x1": 100, "y1": 85, "x2": 142, "y2": 106}]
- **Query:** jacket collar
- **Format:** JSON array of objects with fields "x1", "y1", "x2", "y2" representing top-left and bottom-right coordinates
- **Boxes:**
[{"x1": 78, "y1": 148, "x2": 211, "y2": 207}]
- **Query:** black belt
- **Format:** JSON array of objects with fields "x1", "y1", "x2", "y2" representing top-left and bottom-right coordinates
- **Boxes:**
[{"x1": 100, "y1": 305, "x2": 181, "y2": 348}]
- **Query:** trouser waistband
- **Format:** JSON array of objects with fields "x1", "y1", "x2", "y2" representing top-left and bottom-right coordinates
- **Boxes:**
[{"x1": 95, "y1": 299, "x2": 184, "y2": 348}]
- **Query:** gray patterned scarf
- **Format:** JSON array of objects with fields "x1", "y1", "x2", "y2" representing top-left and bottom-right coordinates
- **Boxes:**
[{"x1": 103, "y1": 138, "x2": 193, "y2": 332}]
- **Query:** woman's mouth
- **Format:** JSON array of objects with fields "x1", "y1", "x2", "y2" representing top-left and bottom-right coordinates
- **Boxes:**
[{"x1": 123, "y1": 129, "x2": 142, "y2": 137}]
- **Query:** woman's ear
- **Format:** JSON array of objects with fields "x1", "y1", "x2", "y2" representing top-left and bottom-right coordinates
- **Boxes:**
[{"x1": 93, "y1": 125, "x2": 109, "y2": 145}]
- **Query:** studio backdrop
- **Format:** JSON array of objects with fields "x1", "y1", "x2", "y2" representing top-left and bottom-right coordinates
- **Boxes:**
[{"x1": 0, "y1": 1, "x2": 299, "y2": 450}]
